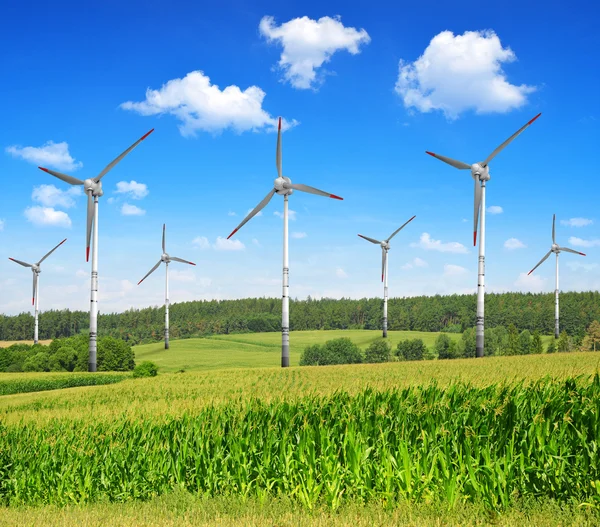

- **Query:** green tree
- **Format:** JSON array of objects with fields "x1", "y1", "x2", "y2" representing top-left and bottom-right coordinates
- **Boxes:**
[
  {"x1": 531, "y1": 330, "x2": 544, "y2": 354},
  {"x1": 396, "y1": 339, "x2": 427, "y2": 361},
  {"x1": 22, "y1": 352, "x2": 50, "y2": 372},
  {"x1": 435, "y1": 334, "x2": 457, "y2": 360},
  {"x1": 459, "y1": 328, "x2": 476, "y2": 358},
  {"x1": 557, "y1": 330, "x2": 572, "y2": 353},
  {"x1": 506, "y1": 324, "x2": 520, "y2": 356},
  {"x1": 364, "y1": 339, "x2": 391, "y2": 363},
  {"x1": 547, "y1": 339, "x2": 557, "y2": 354},
  {"x1": 581, "y1": 321, "x2": 600, "y2": 352},
  {"x1": 519, "y1": 330, "x2": 532, "y2": 355}
]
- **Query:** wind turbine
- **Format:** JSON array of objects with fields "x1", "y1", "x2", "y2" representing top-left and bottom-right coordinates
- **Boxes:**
[
  {"x1": 358, "y1": 216, "x2": 416, "y2": 337},
  {"x1": 227, "y1": 117, "x2": 343, "y2": 367},
  {"x1": 426, "y1": 113, "x2": 541, "y2": 358},
  {"x1": 137, "y1": 224, "x2": 196, "y2": 349},
  {"x1": 527, "y1": 214, "x2": 585, "y2": 339},
  {"x1": 8, "y1": 238, "x2": 67, "y2": 344},
  {"x1": 38, "y1": 129, "x2": 154, "y2": 371}
]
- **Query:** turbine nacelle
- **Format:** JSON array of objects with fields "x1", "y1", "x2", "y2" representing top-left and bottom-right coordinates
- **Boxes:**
[
  {"x1": 275, "y1": 176, "x2": 293, "y2": 196},
  {"x1": 84, "y1": 178, "x2": 103, "y2": 197},
  {"x1": 31, "y1": 265, "x2": 40, "y2": 274},
  {"x1": 381, "y1": 241, "x2": 390, "y2": 250},
  {"x1": 552, "y1": 243, "x2": 560, "y2": 253},
  {"x1": 161, "y1": 253, "x2": 170, "y2": 263},
  {"x1": 471, "y1": 163, "x2": 490, "y2": 181}
]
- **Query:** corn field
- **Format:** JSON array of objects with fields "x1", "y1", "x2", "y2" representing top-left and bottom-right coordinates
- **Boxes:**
[{"x1": 1, "y1": 375, "x2": 599, "y2": 510}]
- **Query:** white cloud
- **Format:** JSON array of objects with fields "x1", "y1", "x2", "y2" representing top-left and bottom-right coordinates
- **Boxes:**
[
  {"x1": 292, "y1": 232, "x2": 307, "y2": 239},
  {"x1": 169, "y1": 269, "x2": 197, "y2": 283},
  {"x1": 395, "y1": 30, "x2": 536, "y2": 119},
  {"x1": 566, "y1": 261, "x2": 598, "y2": 272},
  {"x1": 561, "y1": 218, "x2": 593, "y2": 227},
  {"x1": 444, "y1": 264, "x2": 467, "y2": 276},
  {"x1": 252, "y1": 238, "x2": 261, "y2": 247},
  {"x1": 192, "y1": 236, "x2": 210, "y2": 249},
  {"x1": 31, "y1": 184, "x2": 81, "y2": 209},
  {"x1": 515, "y1": 272, "x2": 545, "y2": 292},
  {"x1": 214, "y1": 236, "x2": 245, "y2": 251},
  {"x1": 6, "y1": 141, "x2": 83, "y2": 171},
  {"x1": 410, "y1": 232, "x2": 468, "y2": 253},
  {"x1": 0, "y1": 219, "x2": 4, "y2": 231},
  {"x1": 75, "y1": 269, "x2": 87, "y2": 278},
  {"x1": 121, "y1": 70, "x2": 295, "y2": 136},
  {"x1": 569, "y1": 236, "x2": 600, "y2": 248},
  {"x1": 228, "y1": 211, "x2": 236, "y2": 216},
  {"x1": 336, "y1": 267, "x2": 348, "y2": 278},
  {"x1": 115, "y1": 180, "x2": 148, "y2": 200},
  {"x1": 274, "y1": 209, "x2": 297, "y2": 220},
  {"x1": 401, "y1": 257, "x2": 428, "y2": 270},
  {"x1": 487, "y1": 205, "x2": 503, "y2": 214},
  {"x1": 259, "y1": 15, "x2": 371, "y2": 89},
  {"x1": 121, "y1": 203, "x2": 146, "y2": 216},
  {"x1": 24, "y1": 206, "x2": 71, "y2": 228},
  {"x1": 107, "y1": 197, "x2": 116, "y2": 204},
  {"x1": 504, "y1": 237, "x2": 526, "y2": 250}
]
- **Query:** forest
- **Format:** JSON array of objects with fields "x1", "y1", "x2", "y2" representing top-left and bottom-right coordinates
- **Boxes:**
[{"x1": 1, "y1": 291, "x2": 598, "y2": 343}]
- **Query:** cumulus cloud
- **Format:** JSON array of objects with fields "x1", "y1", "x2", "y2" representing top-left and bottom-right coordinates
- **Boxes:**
[
  {"x1": 192, "y1": 236, "x2": 210, "y2": 249},
  {"x1": 292, "y1": 232, "x2": 307, "y2": 239},
  {"x1": 504, "y1": 238, "x2": 526, "y2": 250},
  {"x1": 444, "y1": 264, "x2": 467, "y2": 276},
  {"x1": 410, "y1": 232, "x2": 468, "y2": 253},
  {"x1": 121, "y1": 203, "x2": 145, "y2": 216},
  {"x1": 566, "y1": 261, "x2": 598, "y2": 272},
  {"x1": 115, "y1": 180, "x2": 148, "y2": 200},
  {"x1": 515, "y1": 272, "x2": 545, "y2": 292},
  {"x1": 214, "y1": 237, "x2": 245, "y2": 251},
  {"x1": 487, "y1": 205, "x2": 503, "y2": 214},
  {"x1": 24, "y1": 206, "x2": 72, "y2": 227},
  {"x1": 121, "y1": 70, "x2": 295, "y2": 136},
  {"x1": 561, "y1": 217, "x2": 593, "y2": 227},
  {"x1": 274, "y1": 209, "x2": 297, "y2": 220},
  {"x1": 395, "y1": 30, "x2": 536, "y2": 119},
  {"x1": 568, "y1": 236, "x2": 600, "y2": 248},
  {"x1": 336, "y1": 267, "x2": 348, "y2": 278},
  {"x1": 401, "y1": 257, "x2": 428, "y2": 270},
  {"x1": 31, "y1": 184, "x2": 81, "y2": 209},
  {"x1": 6, "y1": 141, "x2": 83, "y2": 171},
  {"x1": 259, "y1": 15, "x2": 370, "y2": 89}
]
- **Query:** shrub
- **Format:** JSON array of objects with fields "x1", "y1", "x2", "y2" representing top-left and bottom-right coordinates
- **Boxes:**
[
  {"x1": 558, "y1": 331, "x2": 572, "y2": 353},
  {"x1": 364, "y1": 339, "x2": 391, "y2": 363},
  {"x1": 435, "y1": 334, "x2": 458, "y2": 360},
  {"x1": 133, "y1": 361, "x2": 158, "y2": 378},
  {"x1": 519, "y1": 330, "x2": 532, "y2": 355},
  {"x1": 547, "y1": 340, "x2": 557, "y2": 354},
  {"x1": 300, "y1": 338, "x2": 362, "y2": 366},
  {"x1": 22, "y1": 352, "x2": 50, "y2": 372},
  {"x1": 459, "y1": 328, "x2": 476, "y2": 358},
  {"x1": 97, "y1": 337, "x2": 136, "y2": 371},
  {"x1": 396, "y1": 339, "x2": 427, "y2": 361},
  {"x1": 531, "y1": 330, "x2": 544, "y2": 354}
]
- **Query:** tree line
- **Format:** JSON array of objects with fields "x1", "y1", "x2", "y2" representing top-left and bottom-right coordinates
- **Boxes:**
[{"x1": 1, "y1": 291, "x2": 599, "y2": 343}]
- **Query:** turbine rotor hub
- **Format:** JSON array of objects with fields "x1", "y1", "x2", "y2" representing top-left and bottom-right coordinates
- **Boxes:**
[
  {"x1": 552, "y1": 244, "x2": 560, "y2": 253},
  {"x1": 85, "y1": 178, "x2": 103, "y2": 197},
  {"x1": 275, "y1": 176, "x2": 293, "y2": 196},
  {"x1": 471, "y1": 163, "x2": 490, "y2": 182},
  {"x1": 32, "y1": 265, "x2": 40, "y2": 273},
  {"x1": 381, "y1": 241, "x2": 390, "y2": 250},
  {"x1": 161, "y1": 253, "x2": 169, "y2": 262}
]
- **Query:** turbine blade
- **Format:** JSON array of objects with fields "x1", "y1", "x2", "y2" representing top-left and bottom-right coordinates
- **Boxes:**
[
  {"x1": 162, "y1": 224, "x2": 166, "y2": 253},
  {"x1": 96, "y1": 129, "x2": 154, "y2": 181},
  {"x1": 276, "y1": 117, "x2": 282, "y2": 179},
  {"x1": 37, "y1": 238, "x2": 67, "y2": 265},
  {"x1": 473, "y1": 179, "x2": 482, "y2": 246},
  {"x1": 425, "y1": 151, "x2": 470, "y2": 170},
  {"x1": 8, "y1": 258, "x2": 32, "y2": 268},
  {"x1": 357, "y1": 234, "x2": 381, "y2": 245},
  {"x1": 552, "y1": 214, "x2": 556, "y2": 244},
  {"x1": 170, "y1": 256, "x2": 196, "y2": 265},
  {"x1": 381, "y1": 247, "x2": 385, "y2": 282},
  {"x1": 137, "y1": 259, "x2": 162, "y2": 285},
  {"x1": 527, "y1": 250, "x2": 552, "y2": 275},
  {"x1": 288, "y1": 183, "x2": 343, "y2": 200},
  {"x1": 86, "y1": 190, "x2": 94, "y2": 262},
  {"x1": 227, "y1": 189, "x2": 276, "y2": 239},
  {"x1": 482, "y1": 113, "x2": 542, "y2": 166},
  {"x1": 38, "y1": 167, "x2": 84, "y2": 186},
  {"x1": 559, "y1": 247, "x2": 586, "y2": 256},
  {"x1": 387, "y1": 215, "x2": 416, "y2": 242},
  {"x1": 32, "y1": 273, "x2": 37, "y2": 306}
]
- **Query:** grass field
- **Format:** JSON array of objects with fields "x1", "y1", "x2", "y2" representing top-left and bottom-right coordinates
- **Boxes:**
[{"x1": 0, "y1": 339, "x2": 51, "y2": 347}]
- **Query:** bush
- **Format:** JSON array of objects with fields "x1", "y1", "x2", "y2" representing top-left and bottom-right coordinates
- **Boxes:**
[
  {"x1": 396, "y1": 339, "x2": 427, "y2": 361},
  {"x1": 519, "y1": 330, "x2": 532, "y2": 355},
  {"x1": 133, "y1": 361, "x2": 158, "y2": 378},
  {"x1": 531, "y1": 330, "x2": 544, "y2": 354},
  {"x1": 364, "y1": 339, "x2": 391, "y2": 363},
  {"x1": 557, "y1": 331, "x2": 572, "y2": 353},
  {"x1": 435, "y1": 334, "x2": 458, "y2": 360},
  {"x1": 459, "y1": 328, "x2": 476, "y2": 358},
  {"x1": 300, "y1": 338, "x2": 362, "y2": 366},
  {"x1": 547, "y1": 340, "x2": 557, "y2": 354}
]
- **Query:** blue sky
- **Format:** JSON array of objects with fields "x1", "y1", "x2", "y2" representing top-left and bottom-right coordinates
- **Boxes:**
[{"x1": 1, "y1": 0, "x2": 599, "y2": 315}]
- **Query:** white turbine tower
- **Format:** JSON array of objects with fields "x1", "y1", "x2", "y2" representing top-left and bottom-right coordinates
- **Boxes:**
[
  {"x1": 527, "y1": 214, "x2": 586, "y2": 339},
  {"x1": 137, "y1": 224, "x2": 196, "y2": 349},
  {"x1": 227, "y1": 117, "x2": 343, "y2": 368},
  {"x1": 8, "y1": 238, "x2": 67, "y2": 344},
  {"x1": 426, "y1": 113, "x2": 541, "y2": 358},
  {"x1": 38, "y1": 129, "x2": 154, "y2": 371},
  {"x1": 358, "y1": 216, "x2": 416, "y2": 338}
]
